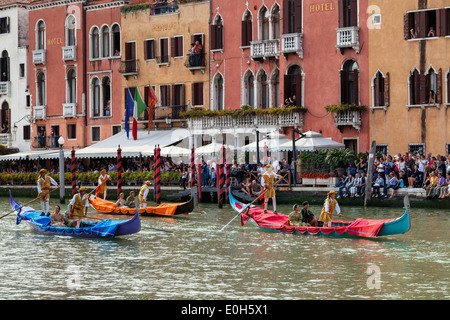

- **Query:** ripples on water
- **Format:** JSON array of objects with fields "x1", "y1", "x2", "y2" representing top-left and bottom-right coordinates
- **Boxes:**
[{"x1": 0, "y1": 198, "x2": 448, "y2": 300}]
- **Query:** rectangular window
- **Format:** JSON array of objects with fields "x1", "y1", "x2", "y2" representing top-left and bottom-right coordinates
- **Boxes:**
[
  {"x1": 192, "y1": 82, "x2": 203, "y2": 106},
  {"x1": 172, "y1": 84, "x2": 184, "y2": 106},
  {"x1": 171, "y1": 36, "x2": 183, "y2": 58},
  {"x1": 408, "y1": 143, "x2": 425, "y2": 156},
  {"x1": 376, "y1": 144, "x2": 388, "y2": 156},
  {"x1": 19, "y1": 64, "x2": 25, "y2": 78},
  {"x1": 67, "y1": 124, "x2": 76, "y2": 140},
  {"x1": 339, "y1": 0, "x2": 358, "y2": 28},
  {"x1": 405, "y1": 9, "x2": 438, "y2": 39},
  {"x1": 23, "y1": 125, "x2": 30, "y2": 140},
  {"x1": 144, "y1": 39, "x2": 155, "y2": 60},
  {"x1": 26, "y1": 95, "x2": 30, "y2": 107},
  {"x1": 112, "y1": 125, "x2": 121, "y2": 136},
  {"x1": 159, "y1": 85, "x2": 170, "y2": 107},
  {"x1": 91, "y1": 126, "x2": 101, "y2": 142},
  {"x1": 159, "y1": 38, "x2": 169, "y2": 63},
  {"x1": 0, "y1": 17, "x2": 9, "y2": 34}
]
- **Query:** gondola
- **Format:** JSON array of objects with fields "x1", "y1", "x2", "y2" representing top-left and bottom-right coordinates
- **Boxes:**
[
  {"x1": 10, "y1": 194, "x2": 140, "y2": 238},
  {"x1": 88, "y1": 196, "x2": 194, "y2": 217},
  {"x1": 229, "y1": 190, "x2": 411, "y2": 238}
]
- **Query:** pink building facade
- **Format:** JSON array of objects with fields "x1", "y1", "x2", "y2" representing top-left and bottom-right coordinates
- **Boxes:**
[{"x1": 207, "y1": 0, "x2": 370, "y2": 153}]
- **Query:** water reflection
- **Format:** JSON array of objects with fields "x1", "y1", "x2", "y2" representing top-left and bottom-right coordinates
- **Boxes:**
[{"x1": 0, "y1": 198, "x2": 448, "y2": 299}]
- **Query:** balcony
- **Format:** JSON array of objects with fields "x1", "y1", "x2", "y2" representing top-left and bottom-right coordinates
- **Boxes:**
[
  {"x1": 250, "y1": 39, "x2": 279, "y2": 60},
  {"x1": 0, "y1": 81, "x2": 11, "y2": 96},
  {"x1": 184, "y1": 53, "x2": 206, "y2": 74},
  {"x1": 119, "y1": 59, "x2": 139, "y2": 77},
  {"x1": 33, "y1": 105, "x2": 47, "y2": 121},
  {"x1": 155, "y1": 105, "x2": 187, "y2": 123},
  {"x1": 281, "y1": 33, "x2": 303, "y2": 59},
  {"x1": 32, "y1": 49, "x2": 46, "y2": 65},
  {"x1": 187, "y1": 109, "x2": 304, "y2": 131},
  {"x1": 62, "y1": 45, "x2": 77, "y2": 61},
  {"x1": 149, "y1": 0, "x2": 179, "y2": 16},
  {"x1": 63, "y1": 103, "x2": 77, "y2": 118},
  {"x1": 336, "y1": 26, "x2": 360, "y2": 53},
  {"x1": 0, "y1": 133, "x2": 12, "y2": 148},
  {"x1": 333, "y1": 110, "x2": 362, "y2": 132}
]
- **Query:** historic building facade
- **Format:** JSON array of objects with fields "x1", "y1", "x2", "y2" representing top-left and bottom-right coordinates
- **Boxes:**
[
  {"x1": 368, "y1": 0, "x2": 450, "y2": 155},
  {"x1": 204, "y1": 0, "x2": 370, "y2": 153},
  {"x1": 28, "y1": 0, "x2": 125, "y2": 150},
  {"x1": 120, "y1": 0, "x2": 210, "y2": 135},
  {"x1": 0, "y1": 0, "x2": 31, "y2": 152}
]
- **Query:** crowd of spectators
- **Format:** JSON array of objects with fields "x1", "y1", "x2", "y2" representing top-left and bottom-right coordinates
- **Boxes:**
[{"x1": 335, "y1": 152, "x2": 450, "y2": 199}]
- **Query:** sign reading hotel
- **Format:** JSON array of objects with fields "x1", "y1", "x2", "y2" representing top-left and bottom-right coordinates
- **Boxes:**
[
  {"x1": 152, "y1": 23, "x2": 178, "y2": 32},
  {"x1": 47, "y1": 37, "x2": 63, "y2": 46},
  {"x1": 309, "y1": 1, "x2": 335, "y2": 13}
]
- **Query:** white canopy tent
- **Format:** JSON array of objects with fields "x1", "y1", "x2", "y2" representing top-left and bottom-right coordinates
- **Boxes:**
[
  {"x1": 195, "y1": 142, "x2": 236, "y2": 155},
  {"x1": 278, "y1": 130, "x2": 345, "y2": 151},
  {"x1": 141, "y1": 145, "x2": 191, "y2": 157},
  {"x1": 242, "y1": 131, "x2": 292, "y2": 152},
  {"x1": 0, "y1": 150, "x2": 71, "y2": 161},
  {"x1": 73, "y1": 129, "x2": 190, "y2": 159}
]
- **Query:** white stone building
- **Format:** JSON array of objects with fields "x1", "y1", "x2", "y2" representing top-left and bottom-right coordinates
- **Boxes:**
[{"x1": 0, "y1": 0, "x2": 31, "y2": 152}]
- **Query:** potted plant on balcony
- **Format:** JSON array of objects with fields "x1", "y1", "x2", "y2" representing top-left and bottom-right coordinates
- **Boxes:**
[{"x1": 325, "y1": 148, "x2": 355, "y2": 177}]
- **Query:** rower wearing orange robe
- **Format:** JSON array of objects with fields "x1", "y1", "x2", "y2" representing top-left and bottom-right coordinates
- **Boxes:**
[
  {"x1": 97, "y1": 169, "x2": 111, "y2": 200},
  {"x1": 37, "y1": 168, "x2": 58, "y2": 216},
  {"x1": 261, "y1": 164, "x2": 279, "y2": 214},
  {"x1": 319, "y1": 190, "x2": 342, "y2": 227}
]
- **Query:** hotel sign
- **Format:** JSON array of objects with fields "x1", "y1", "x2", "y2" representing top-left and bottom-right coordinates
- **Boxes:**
[
  {"x1": 152, "y1": 23, "x2": 178, "y2": 32},
  {"x1": 309, "y1": 2, "x2": 335, "y2": 13}
]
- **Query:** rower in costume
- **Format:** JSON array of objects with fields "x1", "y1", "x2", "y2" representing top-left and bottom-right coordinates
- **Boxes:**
[
  {"x1": 138, "y1": 181, "x2": 151, "y2": 209},
  {"x1": 97, "y1": 169, "x2": 111, "y2": 200},
  {"x1": 37, "y1": 169, "x2": 58, "y2": 216},
  {"x1": 261, "y1": 164, "x2": 279, "y2": 214},
  {"x1": 319, "y1": 190, "x2": 342, "y2": 227},
  {"x1": 69, "y1": 187, "x2": 89, "y2": 227}
]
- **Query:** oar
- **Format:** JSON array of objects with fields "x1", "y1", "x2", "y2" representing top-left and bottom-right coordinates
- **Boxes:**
[
  {"x1": 219, "y1": 178, "x2": 283, "y2": 232},
  {"x1": 0, "y1": 187, "x2": 60, "y2": 221}
]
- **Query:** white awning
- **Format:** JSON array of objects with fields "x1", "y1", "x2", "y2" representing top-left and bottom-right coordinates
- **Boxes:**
[
  {"x1": 74, "y1": 129, "x2": 190, "y2": 159},
  {"x1": 0, "y1": 150, "x2": 64, "y2": 161},
  {"x1": 242, "y1": 132, "x2": 292, "y2": 152},
  {"x1": 278, "y1": 130, "x2": 345, "y2": 151}
]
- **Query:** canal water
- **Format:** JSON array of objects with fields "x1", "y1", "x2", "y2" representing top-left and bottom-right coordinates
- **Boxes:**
[{"x1": 0, "y1": 197, "x2": 448, "y2": 300}]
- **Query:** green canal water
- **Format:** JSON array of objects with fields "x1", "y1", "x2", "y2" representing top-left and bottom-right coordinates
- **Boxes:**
[{"x1": 0, "y1": 197, "x2": 448, "y2": 300}]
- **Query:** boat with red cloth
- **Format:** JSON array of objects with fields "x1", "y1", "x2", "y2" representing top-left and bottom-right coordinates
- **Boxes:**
[{"x1": 230, "y1": 190, "x2": 411, "y2": 238}]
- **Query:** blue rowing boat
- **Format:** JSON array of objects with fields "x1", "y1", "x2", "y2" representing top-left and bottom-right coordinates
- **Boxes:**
[
  {"x1": 229, "y1": 189, "x2": 411, "y2": 238},
  {"x1": 10, "y1": 193, "x2": 140, "y2": 238}
]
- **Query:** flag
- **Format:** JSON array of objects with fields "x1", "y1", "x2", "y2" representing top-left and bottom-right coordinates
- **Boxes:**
[
  {"x1": 124, "y1": 88, "x2": 134, "y2": 139},
  {"x1": 147, "y1": 85, "x2": 158, "y2": 133},
  {"x1": 133, "y1": 87, "x2": 147, "y2": 140}
]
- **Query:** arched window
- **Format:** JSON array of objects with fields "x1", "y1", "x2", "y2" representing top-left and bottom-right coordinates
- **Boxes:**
[
  {"x1": 212, "y1": 73, "x2": 224, "y2": 111},
  {"x1": 272, "y1": 70, "x2": 279, "y2": 108},
  {"x1": 65, "y1": 15, "x2": 76, "y2": 46},
  {"x1": 0, "y1": 50, "x2": 9, "y2": 81},
  {"x1": 257, "y1": 70, "x2": 269, "y2": 109},
  {"x1": 67, "y1": 69, "x2": 76, "y2": 103},
  {"x1": 36, "y1": 72, "x2": 46, "y2": 106},
  {"x1": 1, "y1": 101, "x2": 10, "y2": 133},
  {"x1": 341, "y1": 60, "x2": 359, "y2": 105},
  {"x1": 248, "y1": 74, "x2": 255, "y2": 107},
  {"x1": 111, "y1": 24, "x2": 121, "y2": 56},
  {"x1": 373, "y1": 71, "x2": 385, "y2": 107},
  {"x1": 241, "y1": 10, "x2": 253, "y2": 47},
  {"x1": 91, "y1": 27, "x2": 99, "y2": 59},
  {"x1": 36, "y1": 20, "x2": 45, "y2": 50},
  {"x1": 102, "y1": 77, "x2": 111, "y2": 116},
  {"x1": 272, "y1": 5, "x2": 280, "y2": 39},
  {"x1": 260, "y1": 7, "x2": 270, "y2": 40},
  {"x1": 92, "y1": 78, "x2": 100, "y2": 116},
  {"x1": 102, "y1": 25, "x2": 110, "y2": 58},
  {"x1": 211, "y1": 15, "x2": 223, "y2": 50},
  {"x1": 284, "y1": 65, "x2": 303, "y2": 107}
]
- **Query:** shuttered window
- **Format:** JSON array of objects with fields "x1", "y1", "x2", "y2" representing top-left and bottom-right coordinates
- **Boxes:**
[
  {"x1": 192, "y1": 82, "x2": 203, "y2": 106},
  {"x1": 338, "y1": 0, "x2": 358, "y2": 28},
  {"x1": 373, "y1": 71, "x2": 389, "y2": 107},
  {"x1": 144, "y1": 39, "x2": 155, "y2": 60},
  {"x1": 241, "y1": 11, "x2": 252, "y2": 47},
  {"x1": 283, "y1": 0, "x2": 302, "y2": 34},
  {"x1": 404, "y1": 9, "x2": 441, "y2": 39},
  {"x1": 160, "y1": 85, "x2": 170, "y2": 107},
  {"x1": 171, "y1": 36, "x2": 183, "y2": 58}
]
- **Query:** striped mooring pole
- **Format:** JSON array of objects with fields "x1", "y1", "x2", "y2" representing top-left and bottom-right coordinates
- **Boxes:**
[
  {"x1": 117, "y1": 145, "x2": 122, "y2": 196},
  {"x1": 155, "y1": 145, "x2": 161, "y2": 204},
  {"x1": 225, "y1": 146, "x2": 231, "y2": 202},
  {"x1": 71, "y1": 147, "x2": 76, "y2": 196},
  {"x1": 218, "y1": 145, "x2": 225, "y2": 208}
]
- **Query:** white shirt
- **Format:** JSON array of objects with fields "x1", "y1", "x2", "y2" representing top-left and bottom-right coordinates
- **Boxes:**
[
  {"x1": 324, "y1": 198, "x2": 341, "y2": 214},
  {"x1": 37, "y1": 176, "x2": 58, "y2": 194},
  {"x1": 69, "y1": 194, "x2": 89, "y2": 208}
]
